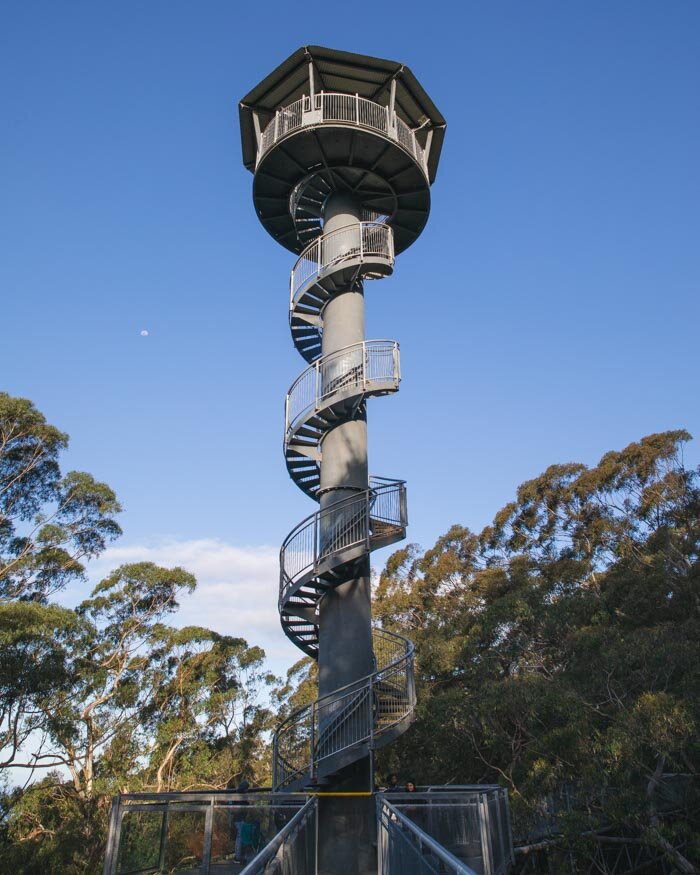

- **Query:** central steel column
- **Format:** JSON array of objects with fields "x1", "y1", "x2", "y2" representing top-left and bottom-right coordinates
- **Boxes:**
[
  {"x1": 317, "y1": 193, "x2": 376, "y2": 874},
  {"x1": 318, "y1": 192, "x2": 374, "y2": 706}
]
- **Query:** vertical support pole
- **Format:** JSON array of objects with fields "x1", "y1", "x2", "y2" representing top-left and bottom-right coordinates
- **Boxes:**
[
  {"x1": 202, "y1": 800, "x2": 214, "y2": 874},
  {"x1": 102, "y1": 795, "x2": 121, "y2": 875},
  {"x1": 504, "y1": 790, "x2": 515, "y2": 865},
  {"x1": 309, "y1": 60, "x2": 316, "y2": 103},
  {"x1": 315, "y1": 796, "x2": 320, "y2": 875},
  {"x1": 315, "y1": 358, "x2": 320, "y2": 412},
  {"x1": 479, "y1": 793, "x2": 494, "y2": 875},
  {"x1": 389, "y1": 78, "x2": 396, "y2": 124},
  {"x1": 310, "y1": 700, "x2": 316, "y2": 781},
  {"x1": 272, "y1": 740, "x2": 278, "y2": 792},
  {"x1": 252, "y1": 111, "x2": 262, "y2": 150},
  {"x1": 158, "y1": 806, "x2": 170, "y2": 871},
  {"x1": 424, "y1": 127, "x2": 433, "y2": 172}
]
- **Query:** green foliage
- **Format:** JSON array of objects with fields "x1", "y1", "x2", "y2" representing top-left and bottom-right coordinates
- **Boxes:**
[
  {"x1": 0, "y1": 392, "x2": 122, "y2": 602},
  {"x1": 0, "y1": 774, "x2": 108, "y2": 874},
  {"x1": 375, "y1": 431, "x2": 700, "y2": 863},
  {"x1": 0, "y1": 602, "x2": 78, "y2": 768},
  {"x1": 0, "y1": 395, "x2": 280, "y2": 871}
]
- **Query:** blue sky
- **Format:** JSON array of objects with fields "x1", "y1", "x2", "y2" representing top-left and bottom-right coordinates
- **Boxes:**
[{"x1": 2, "y1": 2, "x2": 699, "y2": 674}]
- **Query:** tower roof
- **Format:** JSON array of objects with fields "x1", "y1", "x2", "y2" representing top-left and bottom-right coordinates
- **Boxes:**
[{"x1": 239, "y1": 45, "x2": 446, "y2": 183}]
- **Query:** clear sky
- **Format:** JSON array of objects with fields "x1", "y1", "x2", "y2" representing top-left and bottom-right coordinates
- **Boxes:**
[{"x1": 2, "y1": 2, "x2": 699, "y2": 676}]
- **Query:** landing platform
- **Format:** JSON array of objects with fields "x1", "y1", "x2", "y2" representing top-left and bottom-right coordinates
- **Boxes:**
[{"x1": 102, "y1": 786, "x2": 513, "y2": 875}]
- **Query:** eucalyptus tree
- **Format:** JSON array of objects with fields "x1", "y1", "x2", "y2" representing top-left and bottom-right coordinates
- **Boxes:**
[
  {"x1": 0, "y1": 393, "x2": 122, "y2": 774},
  {"x1": 142, "y1": 626, "x2": 277, "y2": 791},
  {"x1": 0, "y1": 392, "x2": 122, "y2": 602},
  {"x1": 375, "y1": 431, "x2": 700, "y2": 866},
  {"x1": 7, "y1": 563, "x2": 195, "y2": 798}
]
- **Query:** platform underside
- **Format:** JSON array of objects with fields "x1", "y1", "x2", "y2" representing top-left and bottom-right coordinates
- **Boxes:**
[{"x1": 253, "y1": 126, "x2": 430, "y2": 254}]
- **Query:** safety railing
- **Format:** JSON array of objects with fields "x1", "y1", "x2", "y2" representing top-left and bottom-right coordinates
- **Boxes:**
[
  {"x1": 279, "y1": 479, "x2": 407, "y2": 607},
  {"x1": 377, "y1": 789, "x2": 514, "y2": 875},
  {"x1": 257, "y1": 92, "x2": 427, "y2": 174},
  {"x1": 273, "y1": 629, "x2": 415, "y2": 790},
  {"x1": 102, "y1": 792, "x2": 309, "y2": 875},
  {"x1": 290, "y1": 221, "x2": 394, "y2": 304},
  {"x1": 241, "y1": 796, "x2": 317, "y2": 875},
  {"x1": 285, "y1": 340, "x2": 400, "y2": 438}
]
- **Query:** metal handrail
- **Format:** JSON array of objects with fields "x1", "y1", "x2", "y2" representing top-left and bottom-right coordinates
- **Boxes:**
[
  {"x1": 279, "y1": 478, "x2": 407, "y2": 608},
  {"x1": 273, "y1": 629, "x2": 415, "y2": 790},
  {"x1": 285, "y1": 339, "x2": 400, "y2": 439},
  {"x1": 377, "y1": 797, "x2": 480, "y2": 875},
  {"x1": 257, "y1": 91, "x2": 427, "y2": 175},
  {"x1": 240, "y1": 796, "x2": 317, "y2": 875},
  {"x1": 378, "y1": 789, "x2": 514, "y2": 875},
  {"x1": 289, "y1": 221, "x2": 394, "y2": 305}
]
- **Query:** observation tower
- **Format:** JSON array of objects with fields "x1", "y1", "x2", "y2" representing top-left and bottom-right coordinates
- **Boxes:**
[{"x1": 239, "y1": 45, "x2": 446, "y2": 872}]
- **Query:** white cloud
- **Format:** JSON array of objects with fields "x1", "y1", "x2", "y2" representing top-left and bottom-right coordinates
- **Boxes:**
[{"x1": 85, "y1": 539, "x2": 301, "y2": 678}]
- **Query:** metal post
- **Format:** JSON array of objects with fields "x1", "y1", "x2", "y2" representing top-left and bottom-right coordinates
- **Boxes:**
[
  {"x1": 102, "y1": 796, "x2": 121, "y2": 875},
  {"x1": 479, "y1": 793, "x2": 494, "y2": 875},
  {"x1": 310, "y1": 701, "x2": 316, "y2": 781},
  {"x1": 309, "y1": 60, "x2": 316, "y2": 102},
  {"x1": 157, "y1": 807, "x2": 170, "y2": 871},
  {"x1": 202, "y1": 799, "x2": 214, "y2": 873}
]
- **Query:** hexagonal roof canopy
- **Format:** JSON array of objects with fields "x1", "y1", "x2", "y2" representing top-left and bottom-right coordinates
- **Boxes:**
[{"x1": 239, "y1": 45, "x2": 446, "y2": 184}]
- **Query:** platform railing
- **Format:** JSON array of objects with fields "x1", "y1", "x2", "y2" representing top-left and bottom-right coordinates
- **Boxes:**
[
  {"x1": 279, "y1": 479, "x2": 406, "y2": 607},
  {"x1": 377, "y1": 789, "x2": 514, "y2": 875},
  {"x1": 257, "y1": 92, "x2": 427, "y2": 174},
  {"x1": 273, "y1": 628, "x2": 415, "y2": 790},
  {"x1": 285, "y1": 340, "x2": 400, "y2": 438},
  {"x1": 241, "y1": 796, "x2": 317, "y2": 875},
  {"x1": 290, "y1": 221, "x2": 394, "y2": 303},
  {"x1": 102, "y1": 792, "x2": 309, "y2": 875}
]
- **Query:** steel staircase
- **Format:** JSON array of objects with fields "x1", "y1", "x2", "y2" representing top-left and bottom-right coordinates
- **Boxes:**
[
  {"x1": 239, "y1": 57, "x2": 445, "y2": 795},
  {"x1": 275, "y1": 218, "x2": 412, "y2": 788},
  {"x1": 273, "y1": 628, "x2": 416, "y2": 792}
]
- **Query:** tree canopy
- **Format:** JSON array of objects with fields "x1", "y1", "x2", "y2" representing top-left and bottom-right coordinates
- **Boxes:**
[
  {"x1": 0, "y1": 395, "x2": 278, "y2": 873},
  {"x1": 374, "y1": 430, "x2": 699, "y2": 868}
]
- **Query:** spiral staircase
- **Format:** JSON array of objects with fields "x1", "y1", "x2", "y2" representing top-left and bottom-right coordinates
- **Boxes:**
[{"x1": 239, "y1": 46, "x2": 446, "y2": 799}]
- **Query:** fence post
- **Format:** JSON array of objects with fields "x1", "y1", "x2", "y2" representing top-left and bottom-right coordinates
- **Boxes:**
[
  {"x1": 314, "y1": 359, "x2": 320, "y2": 412},
  {"x1": 363, "y1": 341, "x2": 369, "y2": 391},
  {"x1": 310, "y1": 701, "x2": 317, "y2": 781},
  {"x1": 355, "y1": 93, "x2": 359, "y2": 124},
  {"x1": 503, "y1": 790, "x2": 515, "y2": 865},
  {"x1": 102, "y1": 795, "x2": 122, "y2": 875},
  {"x1": 479, "y1": 793, "x2": 494, "y2": 875},
  {"x1": 202, "y1": 799, "x2": 214, "y2": 874}
]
